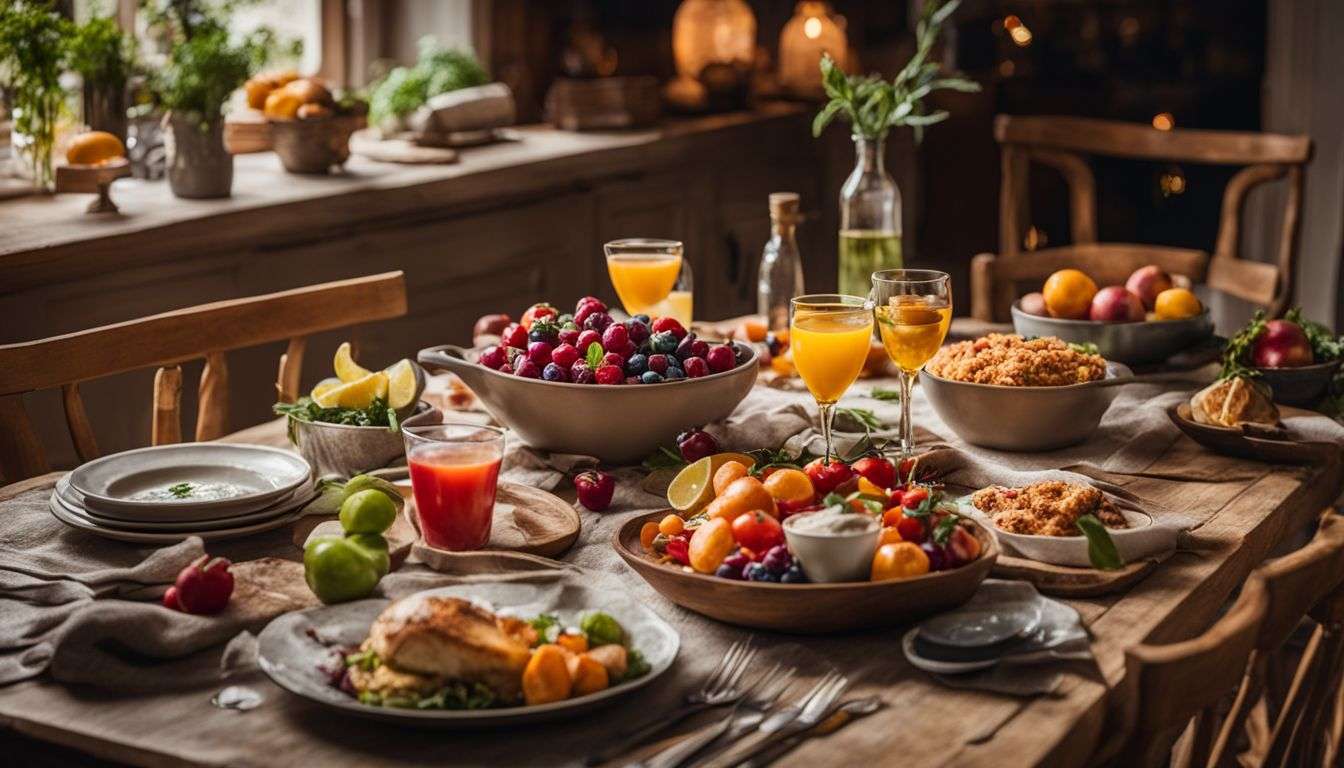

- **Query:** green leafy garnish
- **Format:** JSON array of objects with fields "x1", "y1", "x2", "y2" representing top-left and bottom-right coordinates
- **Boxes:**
[
  {"x1": 869, "y1": 388, "x2": 902, "y2": 402},
  {"x1": 1286, "y1": 308, "x2": 1343, "y2": 362},
  {"x1": 932, "y1": 513, "x2": 962, "y2": 545},
  {"x1": 1076, "y1": 514, "x2": 1124, "y2": 570},
  {"x1": 414, "y1": 682, "x2": 497, "y2": 710},
  {"x1": 168, "y1": 482, "x2": 193, "y2": 498},
  {"x1": 529, "y1": 614, "x2": 561, "y2": 645},
  {"x1": 585, "y1": 342, "x2": 605, "y2": 370},
  {"x1": 274, "y1": 396, "x2": 400, "y2": 434},
  {"x1": 580, "y1": 612, "x2": 625, "y2": 647},
  {"x1": 622, "y1": 648, "x2": 652, "y2": 682},
  {"x1": 1068, "y1": 341, "x2": 1101, "y2": 356},
  {"x1": 1220, "y1": 311, "x2": 1269, "y2": 380},
  {"x1": 368, "y1": 36, "x2": 488, "y2": 128},
  {"x1": 812, "y1": 0, "x2": 979, "y2": 142},
  {"x1": 836, "y1": 407, "x2": 884, "y2": 432},
  {"x1": 642, "y1": 446, "x2": 686, "y2": 472},
  {"x1": 344, "y1": 648, "x2": 381, "y2": 672}
]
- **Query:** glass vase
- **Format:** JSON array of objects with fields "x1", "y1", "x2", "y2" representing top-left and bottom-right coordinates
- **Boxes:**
[{"x1": 838, "y1": 134, "x2": 902, "y2": 297}]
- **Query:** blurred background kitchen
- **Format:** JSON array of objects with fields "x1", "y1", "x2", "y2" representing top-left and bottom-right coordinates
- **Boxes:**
[{"x1": 1, "y1": 0, "x2": 1341, "y2": 463}]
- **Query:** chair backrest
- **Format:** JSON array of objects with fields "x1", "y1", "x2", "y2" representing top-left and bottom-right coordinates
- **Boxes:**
[
  {"x1": 1111, "y1": 575, "x2": 1268, "y2": 767},
  {"x1": 0, "y1": 271, "x2": 408, "y2": 482},
  {"x1": 977, "y1": 115, "x2": 1312, "y2": 321},
  {"x1": 1254, "y1": 512, "x2": 1344, "y2": 652}
]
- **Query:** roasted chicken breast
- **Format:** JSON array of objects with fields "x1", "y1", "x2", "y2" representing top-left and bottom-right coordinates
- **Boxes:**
[{"x1": 365, "y1": 595, "x2": 536, "y2": 699}]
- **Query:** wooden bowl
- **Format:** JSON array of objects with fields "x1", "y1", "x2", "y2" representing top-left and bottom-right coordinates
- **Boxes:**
[
  {"x1": 269, "y1": 115, "x2": 363, "y2": 174},
  {"x1": 1166, "y1": 402, "x2": 1334, "y2": 464},
  {"x1": 1011, "y1": 302, "x2": 1214, "y2": 365},
  {"x1": 1254, "y1": 359, "x2": 1341, "y2": 407},
  {"x1": 613, "y1": 511, "x2": 998, "y2": 634}
]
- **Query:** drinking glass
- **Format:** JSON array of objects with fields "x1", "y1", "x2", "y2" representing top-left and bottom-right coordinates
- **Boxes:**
[
  {"x1": 789, "y1": 294, "x2": 875, "y2": 463},
  {"x1": 604, "y1": 238, "x2": 693, "y2": 326},
  {"x1": 403, "y1": 424, "x2": 505, "y2": 551},
  {"x1": 871, "y1": 269, "x2": 952, "y2": 457}
]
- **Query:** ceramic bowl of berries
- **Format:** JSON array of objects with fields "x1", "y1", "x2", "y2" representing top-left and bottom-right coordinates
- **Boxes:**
[
  {"x1": 419, "y1": 297, "x2": 758, "y2": 464},
  {"x1": 612, "y1": 454, "x2": 997, "y2": 633}
]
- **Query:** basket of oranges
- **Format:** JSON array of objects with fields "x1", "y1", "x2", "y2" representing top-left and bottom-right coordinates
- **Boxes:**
[{"x1": 245, "y1": 72, "x2": 368, "y2": 174}]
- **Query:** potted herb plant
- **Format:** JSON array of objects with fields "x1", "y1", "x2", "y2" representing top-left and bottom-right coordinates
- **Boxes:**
[
  {"x1": 0, "y1": 1, "x2": 71, "y2": 192},
  {"x1": 811, "y1": 0, "x2": 980, "y2": 296},
  {"x1": 151, "y1": 11, "x2": 270, "y2": 198},
  {"x1": 66, "y1": 13, "x2": 136, "y2": 144}
]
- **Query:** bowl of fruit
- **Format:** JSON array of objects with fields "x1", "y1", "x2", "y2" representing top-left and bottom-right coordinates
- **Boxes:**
[
  {"x1": 1221, "y1": 308, "x2": 1343, "y2": 407},
  {"x1": 1011, "y1": 265, "x2": 1213, "y2": 365},
  {"x1": 418, "y1": 297, "x2": 758, "y2": 464},
  {"x1": 613, "y1": 453, "x2": 996, "y2": 633}
]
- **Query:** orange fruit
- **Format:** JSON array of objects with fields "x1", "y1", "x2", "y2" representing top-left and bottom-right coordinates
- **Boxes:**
[
  {"x1": 1153, "y1": 288, "x2": 1202, "y2": 320},
  {"x1": 658, "y1": 514, "x2": 684, "y2": 537},
  {"x1": 688, "y1": 517, "x2": 734, "y2": 573},
  {"x1": 739, "y1": 317, "x2": 767, "y2": 342},
  {"x1": 871, "y1": 542, "x2": 930, "y2": 581},
  {"x1": 1042, "y1": 269, "x2": 1098, "y2": 319},
  {"x1": 705, "y1": 476, "x2": 777, "y2": 521},
  {"x1": 878, "y1": 526, "x2": 903, "y2": 546},
  {"x1": 263, "y1": 88, "x2": 304, "y2": 120},
  {"x1": 244, "y1": 77, "x2": 276, "y2": 110},
  {"x1": 65, "y1": 131, "x2": 124, "y2": 165},
  {"x1": 762, "y1": 469, "x2": 814, "y2": 504},
  {"x1": 712, "y1": 461, "x2": 750, "y2": 496},
  {"x1": 639, "y1": 521, "x2": 660, "y2": 550}
]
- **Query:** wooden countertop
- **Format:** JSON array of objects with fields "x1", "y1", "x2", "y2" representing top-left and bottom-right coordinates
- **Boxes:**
[{"x1": 0, "y1": 103, "x2": 807, "y2": 292}]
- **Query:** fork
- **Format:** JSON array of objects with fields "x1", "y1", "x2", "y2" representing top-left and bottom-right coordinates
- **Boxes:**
[
  {"x1": 697, "y1": 671, "x2": 849, "y2": 768},
  {"x1": 632, "y1": 663, "x2": 797, "y2": 768},
  {"x1": 586, "y1": 639, "x2": 758, "y2": 766}
]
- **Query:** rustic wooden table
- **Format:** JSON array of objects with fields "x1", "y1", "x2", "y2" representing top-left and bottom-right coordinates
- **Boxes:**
[{"x1": 1, "y1": 407, "x2": 1340, "y2": 768}]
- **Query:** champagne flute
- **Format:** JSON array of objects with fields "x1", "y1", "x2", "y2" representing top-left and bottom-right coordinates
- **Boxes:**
[
  {"x1": 790, "y1": 294, "x2": 875, "y2": 463},
  {"x1": 872, "y1": 269, "x2": 952, "y2": 457}
]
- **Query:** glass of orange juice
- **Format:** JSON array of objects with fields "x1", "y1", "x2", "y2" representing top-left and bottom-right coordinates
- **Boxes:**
[
  {"x1": 403, "y1": 424, "x2": 504, "y2": 551},
  {"x1": 872, "y1": 269, "x2": 951, "y2": 457},
  {"x1": 604, "y1": 239, "x2": 693, "y2": 326},
  {"x1": 790, "y1": 294, "x2": 875, "y2": 463}
]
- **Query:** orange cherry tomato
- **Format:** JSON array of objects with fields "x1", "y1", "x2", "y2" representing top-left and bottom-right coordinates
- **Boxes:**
[
  {"x1": 639, "y1": 521, "x2": 660, "y2": 550},
  {"x1": 688, "y1": 517, "x2": 735, "y2": 574},
  {"x1": 871, "y1": 542, "x2": 930, "y2": 581},
  {"x1": 878, "y1": 526, "x2": 903, "y2": 546},
  {"x1": 658, "y1": 514, "x2": 685, "y2": 537}
]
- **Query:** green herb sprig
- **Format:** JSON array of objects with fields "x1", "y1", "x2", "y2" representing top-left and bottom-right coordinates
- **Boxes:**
[
  {"x1": 1220, "y1": 311, "x2": 1269, "y2": 381},
  {"x1": 812, "y1": 0, "x2": 980, "y2": 142},
  {"x1": 168, "y1": 482, "x2": 194, "y2": 498},
  {"x1": 273, "y1": 396, "x2": 400, "y2": 434}
]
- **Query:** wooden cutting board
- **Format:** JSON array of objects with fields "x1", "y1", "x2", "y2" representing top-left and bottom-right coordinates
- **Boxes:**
[
  {"x1": 991, "y1": 554, "x2": 1161, "y2": 597},
  {"x1": 404, "y1": 482, "x2": 581, "y2": 559}
]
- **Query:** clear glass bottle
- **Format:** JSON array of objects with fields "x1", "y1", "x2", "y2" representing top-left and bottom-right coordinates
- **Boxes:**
[
  {"x1": 838, "y1": 134, "x2": 902, "y2": 297},
  {"x1": 758, "y1": 192, "x2": 806, "y2": 332}
]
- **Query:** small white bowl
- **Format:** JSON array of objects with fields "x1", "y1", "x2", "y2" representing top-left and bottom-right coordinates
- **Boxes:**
[
  {"x1": 783, "y1": 512, "x2": 880, "y2": 583},
  {"x1": 958, "y1": 496, "x2": 1175, "y2": 568}
]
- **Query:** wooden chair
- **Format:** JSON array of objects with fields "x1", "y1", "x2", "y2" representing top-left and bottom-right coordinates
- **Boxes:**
[
  {"x1": 1099, "y1": 574, "x2": 1268, "y2": 767},
  {"x1": 1214, "y1": 511, "x2": 1344, "y2": 768},
  {"x1": 969, "y1": 115, "x2": 1313, "y2": 323},
  {"x1": 0, "y1": 272, "x2": 407, "y2": 483}
]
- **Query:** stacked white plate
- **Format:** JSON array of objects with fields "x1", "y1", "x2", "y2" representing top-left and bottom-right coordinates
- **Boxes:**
[{"x1": 50, "y1": 444, "x2": 315, "y2": 543}]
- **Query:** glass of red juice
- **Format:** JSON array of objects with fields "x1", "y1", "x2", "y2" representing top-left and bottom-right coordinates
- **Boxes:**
[{"x1": 403, "y1": 424, "x2": 504, "y2": 551}]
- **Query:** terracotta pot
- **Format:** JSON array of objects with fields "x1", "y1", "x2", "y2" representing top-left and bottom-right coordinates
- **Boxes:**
[{"x1": 164, "y1": 113, "x2": 233, "y2": 199}]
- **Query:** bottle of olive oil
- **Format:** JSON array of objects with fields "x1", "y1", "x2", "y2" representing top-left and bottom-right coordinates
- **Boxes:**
[
  {"x1": 758, "y1": 192, "x2": 805, "y2": 332},
  {"x1": 837, "y1": 135, "x2": 902, "y2": 296}
]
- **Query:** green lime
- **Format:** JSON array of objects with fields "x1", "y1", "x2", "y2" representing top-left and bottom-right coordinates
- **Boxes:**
[
  {"x1": 339, "y1": 489, "x2": 398, "y2": 534},
  {"x1": 346, "y1": 533, "x2": 391, "y2": 577},
  {"x1": 303, "y1": 536, "x2": 381, "y2": 604}
]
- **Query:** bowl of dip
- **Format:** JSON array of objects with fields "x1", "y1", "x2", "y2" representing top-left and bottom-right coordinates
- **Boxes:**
[{"x1": 783, "y1": 509, "x2": 881, "y2": 583}]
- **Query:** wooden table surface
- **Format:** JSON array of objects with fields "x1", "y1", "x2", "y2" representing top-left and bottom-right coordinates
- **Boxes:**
[{"x1": 1, "y1": 410, "x2": 1340, "y2": 768}]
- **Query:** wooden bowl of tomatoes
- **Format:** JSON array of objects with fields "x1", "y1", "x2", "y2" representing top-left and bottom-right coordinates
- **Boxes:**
[{"x1": 612, "y1": 506, "x2": 997, "y2": 634}]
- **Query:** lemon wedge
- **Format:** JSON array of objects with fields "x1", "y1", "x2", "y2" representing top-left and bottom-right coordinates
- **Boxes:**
[
  {"x1": 313, "y1": 371, "x2": 388, "y2": 409},
  {"x1": 383, "y1": 359, "x2": 421, "y2": 409},
  {"x1": 309, "y1": 376, "x2": 343, "y2": 401},
  {"x1": 667, "y1": 456, "x2": 715, "y2": 513},
  {"x1": 709, "y1": 452, "x2": 756, "y2": 473},
  {"x1": 333, "y1": 342, "x2": 372, "y2": 383}
]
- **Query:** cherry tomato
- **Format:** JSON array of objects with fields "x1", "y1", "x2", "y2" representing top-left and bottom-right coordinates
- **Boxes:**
[
  {"x1": 851, "y1": 456, "x2": 896, "y2": 491},
  {"x1": 878, "y1": 526, "x2": 903, "y2": 546},
  {"x1": 882, "y1": 508, "x2": 905, "y2": 527},
  {"x1": 887, "y1": 489, "x2": 905, "y2": 509},
  {"x1": 896, "y1": 514, "x2": 926, "y2": 543},
  {"x1": 731, "y1": 510, "x2": 785, "y2": 552},
  {"x1": 901, "y1": 487, "x2": 930, "y2": 510},
  {"x1": 870, "y1": 542, "x2": 930, "y2": 581},
  {"x1": 803, "y1": 458, "x2": 854, "y2": 495}
]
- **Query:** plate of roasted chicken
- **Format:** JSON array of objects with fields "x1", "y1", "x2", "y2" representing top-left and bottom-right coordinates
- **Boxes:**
[{"x1": 257, "y1": 581, "x2": 679, "y2": 726}]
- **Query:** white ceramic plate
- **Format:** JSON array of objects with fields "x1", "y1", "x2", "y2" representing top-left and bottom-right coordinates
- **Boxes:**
[
  {"x1": 258, "y1": 581, "x2": 680, "y2": 727},
  {"x1": 957, "y1": 495, "x2": 1174, "y2": 568},
  {"x1": 917, "y1": 599, "x2": 1042, "y2": 648},
  {"x1": 57, "y1": 476, "x2": 314, "y2": 532},
  {"x1": 69, "y1": 443, "x2": 311, "y2": 519},
  {"x1": 48, "y1": 488, "x2": 311, "y2": 543}
]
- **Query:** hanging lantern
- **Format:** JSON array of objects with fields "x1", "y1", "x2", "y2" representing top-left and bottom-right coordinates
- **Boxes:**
[
  {"x1": 779, "y1": 1, "x2": 848, "y2": 98},
  {"x1": 672, "y1": 0, "x2": 757, "y2": 80}
]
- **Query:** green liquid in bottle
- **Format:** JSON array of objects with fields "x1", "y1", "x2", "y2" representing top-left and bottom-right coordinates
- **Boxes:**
[{"x1": 838, "y1": 229, "x2": 902, "y2": 296}]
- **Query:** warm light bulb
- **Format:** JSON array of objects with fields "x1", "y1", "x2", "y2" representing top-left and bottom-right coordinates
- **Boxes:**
[
  {"x1": 1009, "y1": 24, "x2": 1032, "y2": 46},
  {"x1": 804, "y1": 16, "x2": 822, "y2": 39},
  {"x1": 1152, "y1": 112, "x2": 1174, "y2": 131}
]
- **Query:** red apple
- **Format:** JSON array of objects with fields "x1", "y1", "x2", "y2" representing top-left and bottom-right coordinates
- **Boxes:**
[
  {"x1": 1252, "y1": 320, "x2": 1314, "y2": 368},
  {"x1": 1089, "y1": 286, "x2": 1145, "y2": 322},
  {"x1": 1019, "y1": 292, "x2": 1048, "y2": 317},
  {"x1": 1125, "y1": 266, "x2": 1175, "y2": 311}
]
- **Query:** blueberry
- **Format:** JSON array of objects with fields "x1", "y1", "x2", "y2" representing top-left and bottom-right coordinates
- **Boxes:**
[
  {"x1": 633, "y1": 313, "x2": 651, "y2": 325},
  {"x1": 743, "y1": 562, "x2": 771, "y2": 582},
  {"x1": 665, "y1": 366, "x2": 686, "y2": 381},
  {"x1": 640, "y1": 370, "x2": 665, "y2": 384},
  {"x1": 625, "y1": 354, "x2": 649, "y2": 375},
  {"x1": 715, "y1": 563, "x2": 743, "y2": 580},
  {"x1": 674, "y1": 333, "x2": 698, "y2": 361},
  {"x1": 542, "y1": 363, "x2": 569, "y2": 382},
  {"x1": 650, "y1": 331, "x2": 679, "y2": 355},
  {"x1": 529, "y1": 327, "x2": 558, "y2": 344},
  {"x1": 762, "y1": 549, "x2": 790, "y2": 574},
  {"x1": 780, "y1": 565, "x2": 807, "y2": 584}
]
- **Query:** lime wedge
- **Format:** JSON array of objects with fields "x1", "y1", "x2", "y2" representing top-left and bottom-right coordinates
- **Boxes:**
[
  {"x1": 667, "y1": 456, "x2": 715, "y2": 513},
  {"x1": 313, "y1": 371, "x2": 388, "y2": 409},
  {"x1": 383, "y1": 359, "x2": 422, "y2": 409},
  {"x1": 309, "y1": 376, "x2": 343, "y2": 401},
  {"x1": 334, "y1": 342, "x2": 372, "y2": 383}
]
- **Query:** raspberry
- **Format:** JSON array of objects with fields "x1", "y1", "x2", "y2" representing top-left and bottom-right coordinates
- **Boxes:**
[
  {"x1": 652, "y1": 316, "x2": 687, "y2": 339},
  {"x1": 550, "y1": 343, "x2": 580, "y2": 369},
  {"x1": 595, "y1": 364, "x2": 624, "y2": 385},
  {"x1": 684, "y1": 356, "x2": 709, "y2": 378}
]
